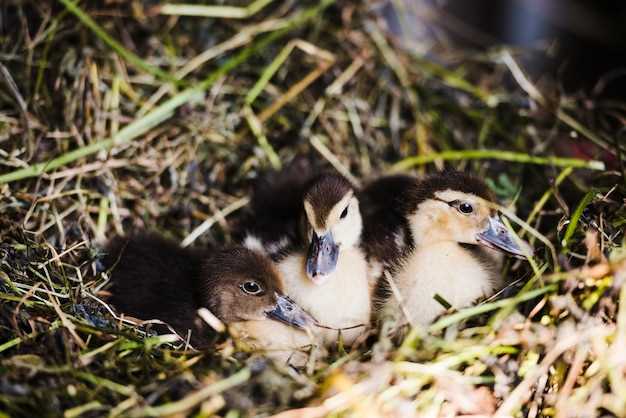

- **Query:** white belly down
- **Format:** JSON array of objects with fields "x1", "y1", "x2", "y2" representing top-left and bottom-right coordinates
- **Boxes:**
[
  {"x1": 278, "y1": 248, "x2": 372, "y2": 346},
  {"x1": 229, "y1": 320, "x2": 316, "y2": 366},
  {"x1": 387, "y1": 243, "x2": 500, "y2": 326}
]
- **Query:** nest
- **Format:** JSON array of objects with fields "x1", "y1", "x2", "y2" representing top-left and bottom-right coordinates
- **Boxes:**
[{"x1": 0, "y1": 0, "x2": 624, "y2": 416}]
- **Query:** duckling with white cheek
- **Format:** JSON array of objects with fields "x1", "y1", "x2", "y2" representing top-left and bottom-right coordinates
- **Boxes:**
[
  {"x1": 104, "y1": 233, "x2": 315, "y2": 353},
  {"x1": 378, "y1": 171, "x2": 531, "y2": 326},
  {"x1": 242, "y1": 170, "x2": 373, "y2": 347}
]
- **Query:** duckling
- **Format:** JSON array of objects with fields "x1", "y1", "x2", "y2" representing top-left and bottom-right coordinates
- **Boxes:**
[
  {"x1": 104, "y1": 233, "x2": 315, "y2": 352},
  {"x1": 238, "y1": 156, "x2": 313, "y2": 259},
  {"x1": 375, "y1": 171, "x2": 530, "y2": 326},
  {"x1": 241, "y1": 165, "x2": 372, "y2": 347},
  {"x1": 359, "y1": 174, "x2": 419, "y2": 272}
]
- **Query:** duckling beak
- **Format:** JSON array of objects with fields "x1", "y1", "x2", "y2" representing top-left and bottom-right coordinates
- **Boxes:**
[
  {"x1": 305, "y1": 232, "x2": 339, "y2": 283},
  {"x1": 476, "y1": 216, "x2": 531, "y2": 259},
  {"x1": 266, "y1": 294, "x2": 316, "y2": 329}
]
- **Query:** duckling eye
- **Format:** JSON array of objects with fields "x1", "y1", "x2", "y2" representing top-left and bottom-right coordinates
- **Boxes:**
[
  {"x1": 340, "y1": 206, "x2": 349, "y2": 219},
  {"x1": 240, "y1": 281, "x2": 263, "y2": 295},
  {"x1": 458, "y1": 202, "x2": 473, "y2": 214}
]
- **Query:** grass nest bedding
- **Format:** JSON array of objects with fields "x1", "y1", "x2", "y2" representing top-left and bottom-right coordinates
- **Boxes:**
[{"x1": 0, "y1": 0, "x2": 625, "y2": 416}]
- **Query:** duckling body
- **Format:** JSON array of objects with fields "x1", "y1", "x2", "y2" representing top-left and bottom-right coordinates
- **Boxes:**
[
  {"x1": 238, "y1": 156, "x2": 313, "y2": 259},
  {"x1": 358, "y1": 175, "x2": 417, "y2": 278},
  {"x1": 105, "y1": 233, "x2": 209, "y2": 344},
  {"x1": 390, "y1": 242, "x2": 501, "y2": 325},
  {"x1": 229, "y1": 320, "x2": 315, "y2": 365},
  {"x1": 241, "y1": 161, "x2": 373, "y2": 346},
  {"x1": 375, "y1": 171, "x2": 529, "y2": 326},
  {"x1": 104, "y1": 233, "x2": 315, "y2": 355}
]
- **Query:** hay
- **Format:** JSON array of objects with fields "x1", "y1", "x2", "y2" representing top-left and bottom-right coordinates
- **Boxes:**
[{"x1": 1, "y1": 0, "x2": 624, "y2": 416}]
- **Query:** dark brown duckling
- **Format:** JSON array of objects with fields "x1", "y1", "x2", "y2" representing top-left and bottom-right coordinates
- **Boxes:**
[{"x1": 104, "y1": 233, "x2": 315, "y2": 350}]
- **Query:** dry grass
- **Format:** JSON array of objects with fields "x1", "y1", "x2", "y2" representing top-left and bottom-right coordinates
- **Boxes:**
[{"x1": 1, "y1": 0, "x2": 625, "y2": 417}]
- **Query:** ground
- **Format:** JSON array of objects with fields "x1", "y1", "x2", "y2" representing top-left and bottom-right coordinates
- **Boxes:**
[{"x1": 0, "y1": 1, "x2": 625, "y2": 417}]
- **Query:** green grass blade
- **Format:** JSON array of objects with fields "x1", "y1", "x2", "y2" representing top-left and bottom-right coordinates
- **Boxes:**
[
  {"x1": 0, "y1": 0, "x2": 335, "y2": 185},
  {"x1": 243, "y1": 105, "x2": 282, "y2": 169},
  {"x1": 58, "y1": 0, "x2": 180, "y2": 84},
  {"x1": 135, "y1": 368, "x2": 251, "y2": 417},
  {"x1": 159, "y1": 0, "x2": 274, "y2": 18},
  {"x1": 429, "y1": 284, "x2": 557, "y2": 332},
  {"x1": 245, "y1": 42, "x2": 294, "y2": 104},
  {"x1": 64, "y1": 401, "x2": 103, "y2": 418},
  {"x1": 411, "y1": 54, "x2": 498, "y2": 106},
  {"x1": 0, "y1": 337, "x2": 22, "y2": 353},
  {"x1": 74, "y1": 371, "x2": 135, "y2": 396},
  {"x1": 396, "y1": 283, "x2": 557, "y2": 359},
  {"x1": 392, "y1": 150, "x2": 605, "y2": 172},
  {"x1": 0, "y1": 87, "x2": 200, "y2": 183},
  {"x1": 562, "y1": 190, "x2": 596, "y2": 248},
  {"x1": 523, "y1": 167, "x2": 573, "y2": 235}
]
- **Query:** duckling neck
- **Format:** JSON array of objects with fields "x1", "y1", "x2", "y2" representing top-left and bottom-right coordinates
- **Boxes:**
[{"x1": 389, "y1": 241, "x2": 501, "y2": 325}]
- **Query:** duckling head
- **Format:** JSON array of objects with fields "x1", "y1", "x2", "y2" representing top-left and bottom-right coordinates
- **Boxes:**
[
  {"x1": 302, "y1": 174, "x2": 362, "y2": 284},
  {"x1": 200, "y1": 247, "x2": 315, "y2": 329},
  {"x1": 407, "y1": 171, "x2": 530, "y2": 257}
]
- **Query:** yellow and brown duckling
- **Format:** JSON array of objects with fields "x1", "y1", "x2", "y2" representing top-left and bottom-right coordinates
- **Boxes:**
[
  {"x1": 241, "y1": 162, "x2": 373, "y2": 347},
  {"x1": 374, "y1": 171, "x2": 531, "y2": 326},
  {"x1": 104, "y1": 233, "x2": 315, "y2": 351}
]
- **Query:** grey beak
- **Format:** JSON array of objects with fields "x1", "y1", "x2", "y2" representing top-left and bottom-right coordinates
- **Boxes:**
[
  {"x1": 476, "y1": 216, "x2": 531, "y2": 259},
  {"x1": 266, "y1": 294, "x2": 316, "y2": 329},
  {"x1": 305, "y1": 232, "x2": 339, "y2": 281}
]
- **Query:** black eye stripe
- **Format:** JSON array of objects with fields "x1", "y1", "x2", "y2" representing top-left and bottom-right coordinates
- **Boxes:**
[{"x1": 340, "y1": 206, "x2": 349, "y2": 219}]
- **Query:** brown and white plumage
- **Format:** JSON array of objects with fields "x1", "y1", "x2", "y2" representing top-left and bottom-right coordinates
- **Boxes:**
[
  {"x1": 374, "y1": 171, "x2": 531, "y2": 326},
  {"x1": 104, "y1": 233, "x2": 315, "y2": 356},
  {"x1": 240, "y1": 163, "x2": 373, "y2": 347}
]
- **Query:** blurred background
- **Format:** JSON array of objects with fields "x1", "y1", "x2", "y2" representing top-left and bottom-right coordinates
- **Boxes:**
[{"x1": 378, "y1": 0, "x2": 626, "y2": 96}]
